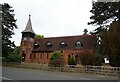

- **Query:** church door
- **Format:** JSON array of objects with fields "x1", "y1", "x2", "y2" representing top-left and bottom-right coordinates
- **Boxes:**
[{"x1": 22, "y1": 53, "x2": 26, "y2": 62}]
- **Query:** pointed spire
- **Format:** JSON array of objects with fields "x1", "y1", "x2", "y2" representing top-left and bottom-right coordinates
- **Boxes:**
[{"x1": 22, "y1": 15, "x2": 35, "y2": 34}]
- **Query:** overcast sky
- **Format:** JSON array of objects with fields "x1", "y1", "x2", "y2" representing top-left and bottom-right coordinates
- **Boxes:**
[{"x1": 1, "y1": 0, "x2": 97, "y2": 46}]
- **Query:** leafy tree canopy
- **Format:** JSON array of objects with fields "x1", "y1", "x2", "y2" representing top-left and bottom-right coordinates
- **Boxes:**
[
  {"x1": 35, "y1": 34, "x2": 44, "y2": 39},
  {"x1": 2, "y1": 3, "x2": 17, "y2": 57}
]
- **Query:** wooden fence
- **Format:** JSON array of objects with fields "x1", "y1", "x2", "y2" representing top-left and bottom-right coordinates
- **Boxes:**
[{"x1": 3, "y1": 63, "x2": 120, "y2": 76}]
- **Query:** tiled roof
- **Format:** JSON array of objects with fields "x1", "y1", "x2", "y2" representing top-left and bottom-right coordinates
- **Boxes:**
[
  {"x1": 22, "y1": 15, "x2": 35, "y2": 34},
  {"x1": 33, "y1": 34, "x2": 97, "y2": 52}
]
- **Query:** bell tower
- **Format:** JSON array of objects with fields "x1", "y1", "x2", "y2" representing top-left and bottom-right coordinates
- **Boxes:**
[{"x1": 20, "y1": 15, "x2": 35, "y2": 62}]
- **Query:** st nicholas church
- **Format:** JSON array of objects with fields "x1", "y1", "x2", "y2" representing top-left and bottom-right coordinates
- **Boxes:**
[{"x1": 19, "y1": 15, "x2": 97, "y2": 64}]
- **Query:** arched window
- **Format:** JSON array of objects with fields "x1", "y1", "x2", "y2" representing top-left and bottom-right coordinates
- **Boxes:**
[
  {"x1": 40, "y1": 53, "x2": 42, "y2": 59},
  {"x1": 68, "y1": 54, "x2": 71, "y2": 58},
  {"x1": 30, "y1": 54, "x2": 32, "y2": 59},
  {"x1": 30, "y1": 38, "x2": 33, "y2": 41},
  {"x1": 75, "y1": 55, "x2": 79, "y2": 64},
  {"x1": 24, "y1": 37, "x2": 27, "y2": 41},
  {"x1": 34, "y1": 54, "x2": 36, "y2": 59},
  {"x1": 24, "y1": 37, "x2": 27, "y2": 45},
  {"x1": 60, "y1": 41, "x2": 67, "y2": 48},
  {"x1": 75, "y1": 55, "x2": 78, "y2": 59},
  {"x1": 46, "y1": 53, "x2": 49, "y2": 59}
]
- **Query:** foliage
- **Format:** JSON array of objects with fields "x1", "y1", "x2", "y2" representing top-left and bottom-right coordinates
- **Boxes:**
[
  {"x1": 3, "y1": 54, "x2": 21, "y2": 63},
  {"x1": 88, "y1": 2, "x2": 120, "y2": 30},
  {"x1": 7, "y1": 54, "x2": 21, "y2": 63},
  {"x1": 88, "y1": 1, "x2": 120, "y2": 52},
  {"x1": 80, "y1": 53, "x2": 103, "y2": 66},
  {"x1": 49, "y1": 51, "x2": 65, "y2": 67},
  {"x1": 2, "y1": 46, "x2": 21, "y2": 63},
  {"x1": 2, "y1": 3, "x2": 17, "y2": 57},
  {"x1": 104, "y1": 20, "x2": 120, "y2": 67},
  {"x1": 35, "y1": 34, "x2": 44, "y2": 39},
  {"x1": 83, "y1": 28, "x2": 88, "y2": 35},
  {"x1": 68, "y1": 56, "x2": 77, "y2": 65},
  {"x1": 88, "y1": 2, "x2": 120, "y2": 66},
  {"x1": 13, "y1": 46, "x2": 20, "y2": 55},
  {"x1": 68, "y1": 57, "x2": 74, "y2": 65}
]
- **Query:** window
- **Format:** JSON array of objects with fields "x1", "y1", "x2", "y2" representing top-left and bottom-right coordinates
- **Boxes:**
[
  {"x1": 30, "y1": 38, "x2": 33, "y2": 41},
  {"x1": 24, "y1": 37, "x2": 27, "y2": 45},
  {"x1": 34, "y1": 41, "x2": 40, "y2": 49},
  {"x1": 60, "y1": 41, "x2": 67, "y2": 48},
  {"x1": 68, "y1": 54, "x2": 71, "y2": 58},
  {"x1": 75, "y1": 41, "x2": 83, "y2": 48},
  {"x1": 30, "y1": 54, "x2": 32, "y2": 59},
  {"x1": 24, "y1": 37, "x2": 27, "y2": 41},
  {"x1": 72, "y1": 53, "x2": 74, "y2": 57},
  {"x1": 75, "y1": 55, "x2": 78, "y2": 59},
  {"x1": 40, "y1": 53, "x2": 42, "y2": 59},
  {"x1": 46, "y1": 42, "x2": 52, "y2": 48},
  {"x1": 24, "y1": 41, "x2": 26, "y2": 45},
  {"x1": 75, "y1": 55, "x2": 79, "y2": 64},
  {"x1": 47, "y1": 53, "x2": 49, "y2": 59},
  {"x1": 34, "y1": 54, "x2": 36, "y2": 59}
]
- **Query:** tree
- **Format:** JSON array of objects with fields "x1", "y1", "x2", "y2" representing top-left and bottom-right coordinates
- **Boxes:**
[
  {"x1": 104, "y1": 20, "x2": 120, "y2": 67},
  {"x1": 35, "y1": 34, "x2": 44, "y2": 39},
  {"x1": 88, "y1": 2, "x2": 120, "y2": 31},
  {"x1": 49, "y1": 51, "x2": 65, "y2": 67},
  {"x1": 83, "y1": 28, "x2": 88, "y2": 35},
  {"x1": 88, "y1": 2, "x2": 120, "y2": 55},
  {"x1": 2, "y1": 46, "x2": 21, "y2": 63},
  {"x1": 13, "y1": 46, "x2": 20, "y2": 55},
  {"x1": 2, "y1": 3, "x2": 17, "y2": 57},
  {"x1": 88, "y1": 2, "x2": 120, "y2": 66}
]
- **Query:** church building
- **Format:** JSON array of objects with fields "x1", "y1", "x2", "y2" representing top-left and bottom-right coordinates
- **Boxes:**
[{"x1": 19, "y1": 15, "x2": 97, "y2": 64}]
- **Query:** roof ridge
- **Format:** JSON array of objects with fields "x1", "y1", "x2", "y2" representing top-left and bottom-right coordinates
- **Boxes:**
[{"x1": 35, "y1": 34, "x2": 96, "y2": 40}]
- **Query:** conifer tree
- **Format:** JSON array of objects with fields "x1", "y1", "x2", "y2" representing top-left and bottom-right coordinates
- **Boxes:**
[{"x1": 2, "y1": 3, "x2": 17, "y2": 57}]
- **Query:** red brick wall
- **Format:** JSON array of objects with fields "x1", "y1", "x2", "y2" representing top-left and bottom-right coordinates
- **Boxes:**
[
  {"x1": 19, "y1": 36, "x2": 34, "y2": 63},
  {"x1": 26, "y1": 49, "x2": 94, "y2": 64},
  {"x1": 29, "y1": 52, "x2": 50, "y2": 64}
]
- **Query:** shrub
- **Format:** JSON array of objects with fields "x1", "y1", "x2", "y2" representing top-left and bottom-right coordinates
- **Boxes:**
[
  {"x1": 49, "y1": 51, "x2": 65, "y2": 67},
  {"x1": 2, "y1": 57, "x2": 7, "y2": 62},
  {"x1": 5, "y1": 54, "x2": 21, "y2": 63},
  {"x1": 80, "y1": 54, "x2": 103, "y2": 66},
  {"x1": 68, "y1": 57, "x2": 77, "y2": 65}
]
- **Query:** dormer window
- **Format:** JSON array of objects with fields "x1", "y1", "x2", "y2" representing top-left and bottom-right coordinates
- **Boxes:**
[
  {"x1": 60, "y1": 41, "x2": 67, "y2": 48},
  {"x1": 34, "y1": 41, "x2": 40, "y2": 49},
  {"x1": 46, "y1": 42, "x2": 52, "y2": 48},
  {"x1": 75, "y1": 41, "x2": 83, "y2": 48}
]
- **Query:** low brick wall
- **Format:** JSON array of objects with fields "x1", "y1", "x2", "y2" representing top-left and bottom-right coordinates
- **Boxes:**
[
  {"x1": 2, "y1": 63, "x2": 120, "y2": 76},
  {"x1": 85, "y1": 65, "x2": 120, "y2": 76}
]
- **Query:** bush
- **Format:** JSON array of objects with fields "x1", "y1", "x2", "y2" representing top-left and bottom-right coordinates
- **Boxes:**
[
  {"x1": 5, "y1": 54, "x2": 21, "y2": 63},
  {"x1": 68, "y1": 57, "x2": 77, "y2": 65},
  {"x1": 49, "y1": 51, "x2": 65, "y2": 67},
  {"x1": 80, "y1": 54, "x2": 103, "y2": 66},
  {"x1": 2, "y1": 57, "x2": 7, "y2": 62}
]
